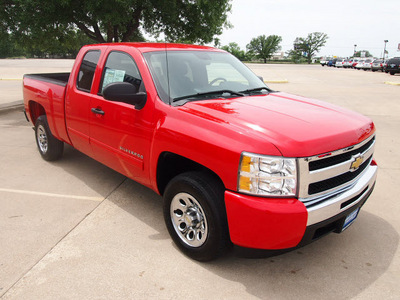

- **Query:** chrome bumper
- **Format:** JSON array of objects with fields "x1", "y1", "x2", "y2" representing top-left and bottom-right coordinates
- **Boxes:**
[{"x1": 305, "y1": 163, "x2": 377, "y2": 226}]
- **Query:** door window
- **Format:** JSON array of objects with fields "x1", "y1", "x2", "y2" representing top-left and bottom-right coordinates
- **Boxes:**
[{"x1": 100, "y1": 51, "x2": 143, "y2": 94}]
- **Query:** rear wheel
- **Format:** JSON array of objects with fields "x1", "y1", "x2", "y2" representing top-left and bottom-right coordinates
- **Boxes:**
[
  {"x1": 163, "y1": 172, "x2": 230, "y2": 261},
  {"x1": 35, "y1": 115, "x2": 64, "y2": 161},
  {"x1": 390, "y1": 71, "x2": 395, "y2": 75}
]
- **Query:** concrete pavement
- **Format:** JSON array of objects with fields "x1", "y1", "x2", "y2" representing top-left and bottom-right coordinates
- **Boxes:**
[{"x1": 0, "y1": 60, "x2": 399, "y2": 299}]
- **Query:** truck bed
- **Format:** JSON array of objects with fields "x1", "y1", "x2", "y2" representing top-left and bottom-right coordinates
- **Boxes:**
[
  {"x1": 23, "y1": 72, "x2": 71, "y2": 144},
  {"x1": 23, "y1": 73, "x2": 70, "y2": 86}
]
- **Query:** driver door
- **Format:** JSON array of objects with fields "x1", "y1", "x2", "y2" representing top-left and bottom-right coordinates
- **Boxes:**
[{"x1": 89, "y1": 50, "x2": 151, "y2": 182}]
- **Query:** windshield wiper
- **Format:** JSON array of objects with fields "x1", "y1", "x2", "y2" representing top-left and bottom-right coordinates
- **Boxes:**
[
  {"x1": 173, "y1": 90, "x2": 244, "y2": 102},
  {"x1": 239, "y1": 87, "x2": 270, "y2": 94}
]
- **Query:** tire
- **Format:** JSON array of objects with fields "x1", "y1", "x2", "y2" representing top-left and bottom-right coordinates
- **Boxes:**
[
  {"x1": 35, "y1": 115, "x2": 64, "y2": 161},
  {"x1": 163, "y1": 172, "x2": 230, "y2": 261},
  {"x1": 390, "y1": 71, "x2": 395, "y2": 75}
]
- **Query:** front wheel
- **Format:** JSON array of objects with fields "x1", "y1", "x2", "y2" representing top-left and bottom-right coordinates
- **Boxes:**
[
  {"x1": 35, "y1": 115, "x2": 64, "y2": 161},
  {"x1": 163, "y1": 172, "x2": 230, "y2": 261}
]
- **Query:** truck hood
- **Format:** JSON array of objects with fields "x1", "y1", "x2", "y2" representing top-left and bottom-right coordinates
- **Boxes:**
[{"x1": 181, "y1": 92, "x2": 375, "y2": 157}]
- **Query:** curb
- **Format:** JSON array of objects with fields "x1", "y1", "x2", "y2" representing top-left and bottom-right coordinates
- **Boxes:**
[
  {"x1": 384, "y1": 81, "x2": 400, "y2": 86},
  {"x1": 264, "y1": 79, "x2": 289, "y2": 84},
  {"x1": 0, "y1": 100, "x2": 24, "y2": 113}
]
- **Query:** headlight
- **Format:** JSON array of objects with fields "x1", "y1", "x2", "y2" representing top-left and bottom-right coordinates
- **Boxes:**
[{"x1": 238, "y1": 152, "x2": 297, "y2": 197}]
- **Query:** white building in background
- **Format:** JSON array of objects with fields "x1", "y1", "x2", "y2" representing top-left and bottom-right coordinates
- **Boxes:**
[{"x1": 272, "y1": 52, "x2": 285, "y2": 60}]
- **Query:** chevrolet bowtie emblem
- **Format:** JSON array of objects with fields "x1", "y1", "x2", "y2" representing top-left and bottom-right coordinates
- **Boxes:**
[{"x1": 350, "y1": 155, "x2": 364, "y2": 171}]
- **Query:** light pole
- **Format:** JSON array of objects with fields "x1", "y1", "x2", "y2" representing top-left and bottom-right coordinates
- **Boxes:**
[
  {"x1": 354, "y1": 44, "x2": 357, "y2": 56},
  {"x1": 383, "y1": 40, "x2": 388, "y2": 61}
]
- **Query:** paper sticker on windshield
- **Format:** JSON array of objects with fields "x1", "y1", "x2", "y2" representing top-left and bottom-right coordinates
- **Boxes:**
[{"x1": 102, "y1": 69, "x2": 126, "y2": 90}]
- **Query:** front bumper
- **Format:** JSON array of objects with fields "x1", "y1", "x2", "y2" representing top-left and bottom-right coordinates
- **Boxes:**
[
  {"x1": 224, "y1": 162, "x2": 377, "y2": 250},
  {"x1": 224, "y1": 191, "x2": 307, "y2": 249}
]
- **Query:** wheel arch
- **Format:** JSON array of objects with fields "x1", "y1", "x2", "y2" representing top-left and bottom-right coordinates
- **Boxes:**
[
  {"x1": 156, "y1": 152, "x2": 225, "y2": 196},
  {"x1": 28, "y1": 101, "x2": 46, "y2": 124}
]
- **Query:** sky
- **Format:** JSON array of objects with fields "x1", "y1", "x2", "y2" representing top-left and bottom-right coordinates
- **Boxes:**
[{"x1": 217, "y1": 0, "x2": 399, "y2": 58}]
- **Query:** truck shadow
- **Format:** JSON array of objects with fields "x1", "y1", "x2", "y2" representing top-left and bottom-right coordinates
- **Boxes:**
[
  {"x1": 108, "y1": 178, "x2": 398, "y2": 300},
  {"x1": 57, "y1": 146, "x2": 398, "y2": 300},
  {"x1": 208, "y1": 212, "x2": 399, "y2": 299}
]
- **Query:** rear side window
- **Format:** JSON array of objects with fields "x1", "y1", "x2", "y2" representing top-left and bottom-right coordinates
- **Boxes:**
[
  {"x1": 388, "y1": 58, "x2": 400, "y2": 64},
  {"x1": 77, "y1": 50, "x2": 101, "y2": 92},
  {"x1": 99, "y1": 51, "x2": 143, "y2": 94}
]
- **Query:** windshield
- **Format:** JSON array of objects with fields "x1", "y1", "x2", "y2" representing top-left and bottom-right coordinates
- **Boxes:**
[{"x1": 143, "y1": 50, "x2": 269, "y2": 105}]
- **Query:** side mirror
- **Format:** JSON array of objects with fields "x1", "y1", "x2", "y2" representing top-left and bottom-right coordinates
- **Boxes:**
[
  {"x1": 103, "y1": 82, "x2": 147, "y2": 110},
  {"x1": 257, "y1": 76, "x2": 264, "y2": 82}
]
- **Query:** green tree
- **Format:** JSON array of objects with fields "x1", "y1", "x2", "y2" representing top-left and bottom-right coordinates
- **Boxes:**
[
  {"x1": 221, "y1": 42, "x2": 246, "y2": 61},
  {"x1": 286, "y1": 49, "x2": 307, "y2": 64},
  {"x1": 292, "y1": 32, "x2": 328, "y2": 64},
  {"x1": 246, "y1": 35, "x2": 282, "y2": 63},
  {"x1": 2, "y1": 0, "x2": 231, "y2": 46}
]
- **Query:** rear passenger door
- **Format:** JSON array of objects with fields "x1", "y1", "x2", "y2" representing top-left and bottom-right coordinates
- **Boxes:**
[{"x1": 65, "y1": 49, "x2": 101, "y2": 157}]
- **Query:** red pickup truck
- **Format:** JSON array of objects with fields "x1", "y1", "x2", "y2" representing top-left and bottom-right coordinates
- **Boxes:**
[{"x1": 23, "y1": 43, "x2": 377, "y2": 261}]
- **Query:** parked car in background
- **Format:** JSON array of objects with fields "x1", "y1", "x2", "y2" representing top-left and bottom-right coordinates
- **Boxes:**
[
  {"x1": 385, "y1": 57, "x2": 400, "y2": 75},
  {"x1": 343, "y1": 59, "x2": 353, "y2": 68},
  {"x1": 361, "y1": 58, "x2": 374, "y2": 71},
  {"x1": 371, "y1": 60, "x2": 384, "y2": 72},
  {"x1": 352, "y1": 59, "x2": 360, "y2": 69},
  {"x1": 328, "y1": 58, "x2": 338, "y2": 67},
  {"x1": 355, "y1": 59, "x2": 366, "y2": 70},
  {"x1": 320, "y1": 58, "x2": 327, "y2": 66},
  {"x1": 335, "y1": 59, "x2": 346, "y2": 68},
  {"x1": 383, "y1": 60, "x2": 388, "y2": 71}
]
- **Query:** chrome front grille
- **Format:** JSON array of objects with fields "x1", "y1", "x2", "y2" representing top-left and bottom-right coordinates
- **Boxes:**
[
  {"x1": 308, "y1": 156, "x2": 372, "y2": 195},
  {"x1": 298, "y1": 135, "x2": 375, "y2": 207}
]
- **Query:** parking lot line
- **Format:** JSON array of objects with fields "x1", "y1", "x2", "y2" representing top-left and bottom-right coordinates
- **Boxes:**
[
  {"x1": 0, "y1": 188, "x2": 104, "y2": 201},
  {"x1": 384, "y1": 81, "x2": 400, "y2": 86}
]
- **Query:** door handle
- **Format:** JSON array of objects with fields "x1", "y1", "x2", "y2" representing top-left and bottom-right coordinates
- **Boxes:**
[{"x1": 91, "y1": 108, "x2": 105, "y2": 115}]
